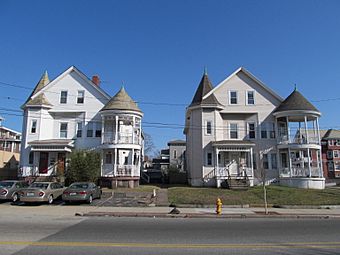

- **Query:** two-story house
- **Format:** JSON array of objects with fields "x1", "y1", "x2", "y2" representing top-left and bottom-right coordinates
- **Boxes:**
[
  {"x1": 321, "y1": 129, "x2": 340, "y2": 178},
  {"x1": 19, "y1": 66, "x2": 143, "y2": 188},
  {"x1": 168, "y1": 140, "x2": 186, "y2": 171},
  {"x1": 0, "y1": 118, "x2": 21, "y2": 169},
  {"x1": 185, "y1": 67, "x2": 325, "y2": 189}
]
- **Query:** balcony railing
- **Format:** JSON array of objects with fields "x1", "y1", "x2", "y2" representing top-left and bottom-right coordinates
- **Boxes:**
[
  {"x1": 102, "y1": 164, "x2": 140, "y2": 177},
  {"x1": 278, "y1": 134, "x2": 320, "y2": 145},
  {"x1": 279, "y1": 167, "x2": 321, "y2": 178},
  {"x1": 102, "y1": 132, "x2": 141, "y2": 145}
]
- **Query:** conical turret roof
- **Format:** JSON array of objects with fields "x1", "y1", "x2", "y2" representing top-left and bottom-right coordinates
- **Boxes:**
[
  {"x1": 101, "y1": 87, "x2": 142, "y2": 113},
  {"x1": 189, "y1": 72, "x2": 222, "y2": 108},
  {"x1": 274, "y1": 88, "x2": 319, "y2": 113},
  {"x1": 22, "y1": 71, "x2": 52, "y2": 108}
]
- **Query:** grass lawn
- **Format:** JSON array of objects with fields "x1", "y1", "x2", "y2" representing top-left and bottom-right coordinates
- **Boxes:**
[
  {"x1": 102, "y1": 185, "x2": 160, "y2": 193},
  {"x1": 168, "y1": 186, "x2": 340, "y2": 206}
]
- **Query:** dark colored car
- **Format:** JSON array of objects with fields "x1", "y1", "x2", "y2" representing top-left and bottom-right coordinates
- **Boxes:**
[
  {"x1": 20, "y1": 182, "x2": 65, "y2": 204},
  {"x1": 0, "y1": 180, "x2": 29, "y2": 202},
  {"x1": 62, "y1": 182, "x2": 101, "y2": 204}
]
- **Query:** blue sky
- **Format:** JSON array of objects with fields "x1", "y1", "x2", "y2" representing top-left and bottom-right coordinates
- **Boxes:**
[{"x1": 1, "y1": 0, "x2": 340, "y2": 152}]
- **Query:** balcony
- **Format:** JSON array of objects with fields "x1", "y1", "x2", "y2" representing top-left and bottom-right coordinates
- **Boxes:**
[
  {"x1": 278, "y1": 134, "x2": 320, "y2": 145},
  {"x1": 102, "y1": 132, "x2": 141, "y2": 145},
  {"x1": 280, "y1": 167, "x2": 321, "y2": 178}
]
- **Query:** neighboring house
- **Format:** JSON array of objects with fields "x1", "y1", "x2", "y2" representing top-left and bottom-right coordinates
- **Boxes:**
[
  {"x1": 321, "y1": 129, "x2": 340, "y2": 178},
  {"x1": 168, "y1": 140, "x2": 186, "y2": 171},
  {"x1": 0, "y1": 120, "x2": 21, "y2": 169},
  {"x1": 184, "y1": 67, "x2": 325, "y2": 189},
  {"x1": 19, "y1": 66, "x2": 143, "y2": 188},
  {"x1": 152, "y1": 149, "x2": 170, "y2": 171}
]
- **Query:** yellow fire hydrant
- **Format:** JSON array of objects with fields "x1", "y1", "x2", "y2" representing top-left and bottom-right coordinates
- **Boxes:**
[{"x1": 216, "y1": 198, "x2": 222, "y2": 215}]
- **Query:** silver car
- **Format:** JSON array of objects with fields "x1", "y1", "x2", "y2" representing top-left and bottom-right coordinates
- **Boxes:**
[
  {"x1": 0, "y1": 180, "x2": 29, "y2": 202},
  {"x1": 20, "y1": 182, "x2": 65, "y2": 204},
  {"x1": 62, "y1": 182, "x2": 101, "y2": 204}
]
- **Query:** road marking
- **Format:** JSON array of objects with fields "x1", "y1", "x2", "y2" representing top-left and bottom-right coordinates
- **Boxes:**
[{"x1": 0, "y1": 241, "x2": 340, "y2": 249}]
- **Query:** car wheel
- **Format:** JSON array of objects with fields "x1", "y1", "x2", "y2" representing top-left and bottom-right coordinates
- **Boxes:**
[
  {"x1": 87, "y1": 195, "x2": 93, "y2": 204},
  {"x1": 48, "y1": 195, "x2": 54, "y2": 204},
  {"x1": 12, "y1": 193, "x2": 19, "y2": 203}
]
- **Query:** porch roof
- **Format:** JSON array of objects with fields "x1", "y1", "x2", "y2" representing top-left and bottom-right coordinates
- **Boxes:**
[
  {"x1": 212, "y1": 140, "x2": 255, "y2": 151},
  {"x1": 28, "y1": 139, "x2": 74, "y2": 152}
]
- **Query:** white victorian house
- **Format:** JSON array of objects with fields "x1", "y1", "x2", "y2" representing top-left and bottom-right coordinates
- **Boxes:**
[
  {"x1": 184, "y1": 67, "x2": 325, "y2": 189},
  {"x1": 19, "y1": 66, "x2": 143, "y2": 188}
]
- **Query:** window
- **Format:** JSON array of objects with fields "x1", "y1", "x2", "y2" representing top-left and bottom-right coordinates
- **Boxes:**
[
  {"x1": 31, "y1": 120, "x2": 37, "y2": 134},
  {"x1": 206, "y1": 121, "x2": 212, "y2": 135},
  {"x1": 281, "y1": 153, "x2": 288, "y2": 168},
  {"x1": 87, "y1": 122, "x2": 94, "y2": 137},
  {"x1": 327, "y1": 150, "x2": 333, "y2": 159},
  {"x1": 207, "y1": 152, "x2": 212, "y2": 166},
  {"x1": 335, "y1": 162, "x2": 340, "y2": 171},
  {"x1": 76, "y1": 122, "x2": 82, "y2": 138},
  {"x1": 328, "y1": 140, "x2": 334, "y2": 146},
  {"x1": 261, "y1": 122, "x2": 275, "y2": 139},
  {"x1": 60, "y1": 91, "x2": 68, "y2": 104},
  {"x1": 334, "y1": 150, "x2": 339, "y2": 158},
  {"x1": 248, "y1": 123, "x2": 256, "y2": 139},
  {"x1": 328, "y1": 162, "x2": 334, "y2": 171},
  {"x1": 105, "y1": 152, "x2": 112, "y2": 164},
  {"x1": 263, "y1": 154, "x2": 269, "y2": 169},
  {"x1": 270, "y1": 153, "x2": 277, "y2": 169},
  {"x1": 174, "y1": 150, "x2": 177, "y2": 159},
  {"x1": 60, "y1": 123, "x2": 68, "y2": 138},
  {"x1": 77, "y1": 90, "x2": 85, "y2": 104},
  {"x1": 230, "y1": 123, "x2": 238, "y2": 139},
  {"x1": 247, "y1": 91, "x2": 255, "y2": 105},
  {"x1": 229, "y1": 91, "x2": 238, "y2": 104},
  {"x1": 95, "y1": 122, "x2": 102, "y2": 137},
  {"x1": 29, "y1": 151, "x2": 34, "y2": 165}
]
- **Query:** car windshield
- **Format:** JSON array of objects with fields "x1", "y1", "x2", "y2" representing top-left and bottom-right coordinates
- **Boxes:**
[
  {"x1": 0, "y1": 181, "x2": 14, "y2": 188},
  {"x1": 69, "y1": 184, "x2": 89, "y2": 189},
  {"x1": 30, "y1": 183, "x2": 49, "y2": 189}
]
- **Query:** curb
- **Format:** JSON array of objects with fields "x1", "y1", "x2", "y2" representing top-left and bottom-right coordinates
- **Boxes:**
[{"x1": 76, "y1": 211, "x2": 340, "y2": 219}]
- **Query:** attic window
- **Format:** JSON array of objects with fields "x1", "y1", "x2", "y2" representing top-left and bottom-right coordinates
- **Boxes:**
[
  {"x1": 229, "y1": 91, "x2": 238, "y2": 105},
  {"x1": 77, "y1": 90, "x2": 85, "y2": 104},
  {"x1": 60, "y1": 91, "x2": 68, "y2": 104}
]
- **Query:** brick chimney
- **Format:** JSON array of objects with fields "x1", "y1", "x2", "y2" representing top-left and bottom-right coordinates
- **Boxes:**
[{"x1": 92, "y1": 75, "x2": 100, "y2": 86}]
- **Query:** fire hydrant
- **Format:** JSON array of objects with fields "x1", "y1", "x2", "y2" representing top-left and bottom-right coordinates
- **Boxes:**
[{"x1": 216, "y1": 198, "x2": 222, "y2": 215}]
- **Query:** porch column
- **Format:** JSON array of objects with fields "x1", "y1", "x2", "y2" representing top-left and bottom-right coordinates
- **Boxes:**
[
  {"x1": 114, "y1": 148, "x2": 118, "y2": 176},
  {"x1": 316, "y1": 117, "x2": 321, "y2": 145},
  {"x1": 307, "y1": 148, "x2": 311, "y2": 177},
  {"x1": 288, "y1": 148, "x2": 292, "y2": 177},
  {"x1": 216, "y1": 148, "x2": 219, "y2": 176},
  {"x1": 318, "y1": 149, "x2": 323, "y2": 177},
  {"x1": 250, "y1": 147, "x2": 254, "y2": 177},
  {"x1": 132, "y1": 148, "x2": 134, "y2": 177},
  {"x1": 312, "y1": 119, "x2": 316, "y2": 143},
  {"x1": 286, "y1": 116, "x2": 290, "y2": 143},
  {"x1": 101, "y1": 116, "x2": 105, "y2": 144},
  {"x1": 216, "y1": 148, "x2": 221, "y2": 188},
  {"x1": 101, "y1": 150, "x2": 104, "y2": 177},
  {"x1": 115, "y1": 115, "x2": 119, "y2": 144},
  {"x1": 132, "y1": 116, "x2": 135, "y2": 144},
  {"x1": 304, "y1": 116, "x2": 309, "y2": 144}
]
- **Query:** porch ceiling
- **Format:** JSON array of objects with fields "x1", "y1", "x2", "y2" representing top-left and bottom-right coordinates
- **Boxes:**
[
  {"x1": 212, "y1": 140, "x2": 255, "y2": 151},
  {"x1": 28, "y1": 139, "x2": 74, "y2": 152}
]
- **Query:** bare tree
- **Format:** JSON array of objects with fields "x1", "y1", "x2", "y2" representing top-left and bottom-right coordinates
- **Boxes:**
[{"x1": 143, "y1": 132, "x2": 155, "y2": 156}]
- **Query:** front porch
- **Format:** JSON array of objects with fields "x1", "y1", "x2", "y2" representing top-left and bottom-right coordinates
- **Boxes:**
[{"x1": 207, "y1": 140, "x2": 255, "y2": 188}]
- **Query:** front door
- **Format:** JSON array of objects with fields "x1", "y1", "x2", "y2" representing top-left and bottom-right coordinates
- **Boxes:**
[{"x1": 39, "y1": 152, "x2": 49, "y2": 174}]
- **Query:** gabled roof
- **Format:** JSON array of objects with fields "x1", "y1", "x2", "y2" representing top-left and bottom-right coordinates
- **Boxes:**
[
  {"x1": 203, "y1": 67, "x2": 283, "y2": 102},
  {"x1": 274, "y1": 88, "x2": 319, "y2": 113},
  {"x1": 101, "y1": 87, "x2": 142, "y2": 113},
  {"x1": 189, "y1": 72, "x2": 222, "y2": 108},
  {"x1": 22, "y1": 66, "x2": 111, "y2": 109},
  {"x1": 323, "y1": 129, "x2": 340, "y2": 140},
  {"x1": 167, "y1": 139, "x2": 186, "y2": 146}
]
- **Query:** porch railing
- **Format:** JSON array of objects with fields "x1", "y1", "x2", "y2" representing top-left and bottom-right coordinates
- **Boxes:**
[
  {"x1": 279, "y1": 167, "x2": 321, "y2": 178},
  {"x1": 102, "y1": 164, "x2": 140, "y2": 177},
  {"x1": 278, "y1": 134, "x2": 320, "y2": 145},
  {"x1": 102, "y1": 132, "x2": 140, "y2": 145}
]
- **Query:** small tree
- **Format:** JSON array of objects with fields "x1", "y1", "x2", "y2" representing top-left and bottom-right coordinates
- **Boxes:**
[{"x1": 66, "y1": 150, "x2": 101, "y2": 185}]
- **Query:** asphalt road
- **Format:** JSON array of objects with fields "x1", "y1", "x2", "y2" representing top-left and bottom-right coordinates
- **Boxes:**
[{"x1": 1, "y1": 214, "x2": 340, "y2": 255}]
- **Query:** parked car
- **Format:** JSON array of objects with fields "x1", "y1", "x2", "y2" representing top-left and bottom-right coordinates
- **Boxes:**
[
  {"x1": 0, "y1": 180, "x2": 29, "y2": 202},
  {"x1": 19, "y1": 182, "x2": 64, "y2": 204},
  {"x1": 62, "y1": 182, "x2": 101, "y2": 204}
]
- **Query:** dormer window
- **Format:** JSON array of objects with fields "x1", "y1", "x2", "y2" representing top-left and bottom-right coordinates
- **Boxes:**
[
  {"x1": 229, "y1": 91, "x2": 238, "y2": 105},
  {"x1": 60, "y1": 91, "x2": 68, "y2": 104}
]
